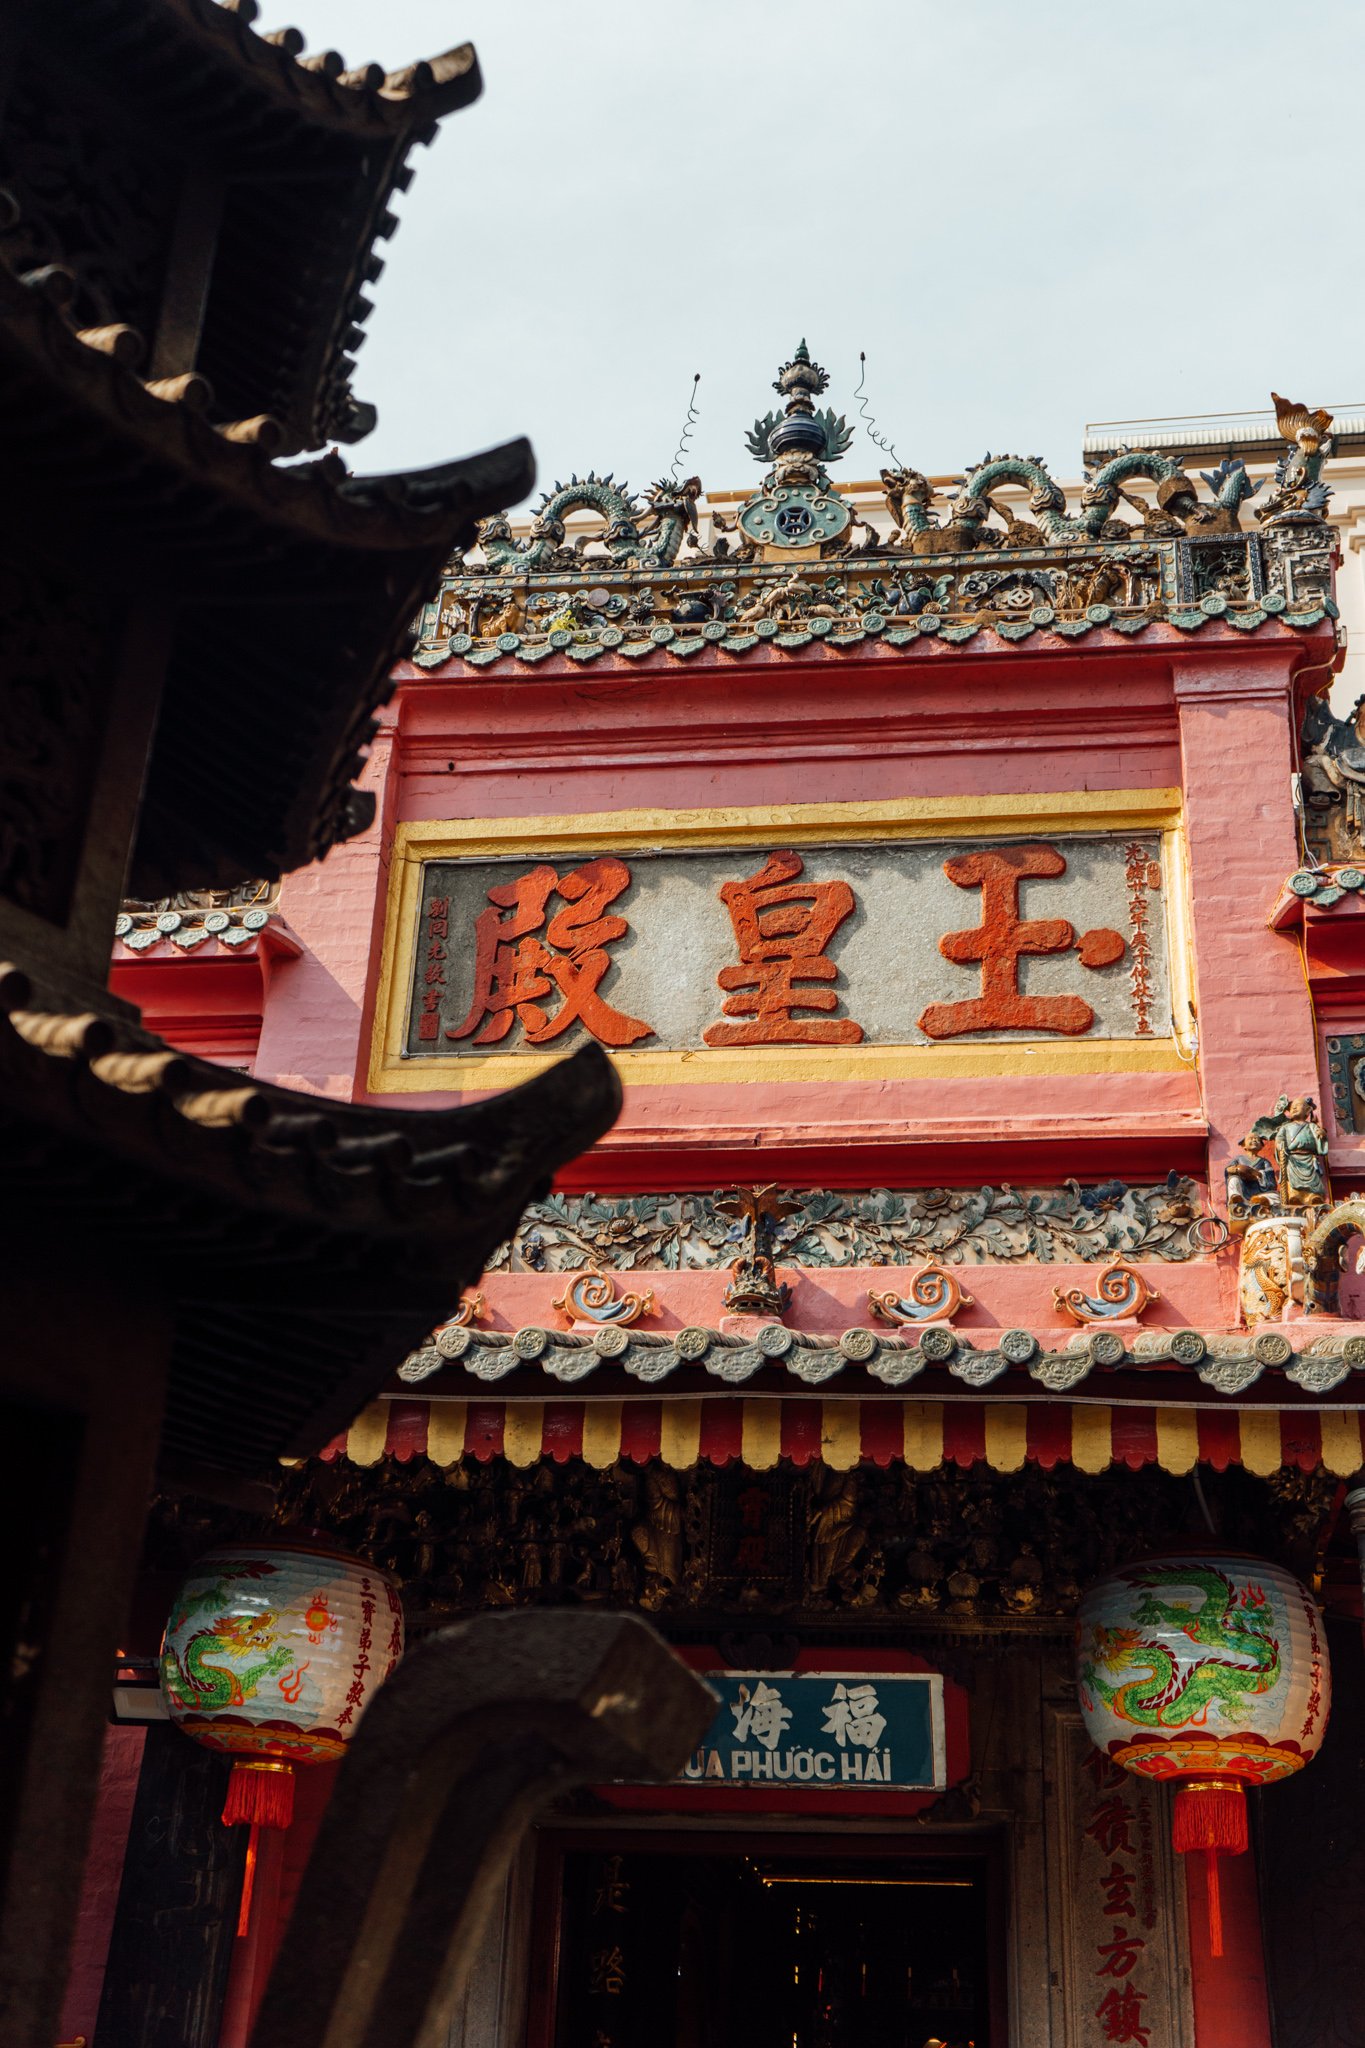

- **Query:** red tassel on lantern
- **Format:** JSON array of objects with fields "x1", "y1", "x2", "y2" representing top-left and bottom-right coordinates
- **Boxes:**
[
  {"x1": 1171, "y1": 1779, "x2": 1248, "y2": 1958},
  {"x1": 221, "y1": 1759, "x2": 296, "y2": 1936}
]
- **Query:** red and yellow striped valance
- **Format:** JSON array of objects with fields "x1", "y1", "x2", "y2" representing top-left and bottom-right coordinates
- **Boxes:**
[{"x1": 318, "y1": 1397, "x2": 1365, "y2": 1477}]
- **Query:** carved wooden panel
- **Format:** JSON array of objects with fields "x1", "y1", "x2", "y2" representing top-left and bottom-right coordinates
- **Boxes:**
[{"x1": 94, "y1": 1725, "x2": 244, "y2": 2048}]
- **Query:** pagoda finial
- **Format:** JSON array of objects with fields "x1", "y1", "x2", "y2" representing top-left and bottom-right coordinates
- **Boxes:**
[{"x1": 772, "y1": 341, "x2": 829, "y2": 415}]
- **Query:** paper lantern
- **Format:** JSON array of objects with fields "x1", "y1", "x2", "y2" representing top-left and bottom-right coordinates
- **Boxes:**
[
  {"x1": 161, "y1": 1539, "x2": 403, "y2": 1931},
  {"x1": 1076, "y1": 1552, "x2": 1328, "y2": 1955}
]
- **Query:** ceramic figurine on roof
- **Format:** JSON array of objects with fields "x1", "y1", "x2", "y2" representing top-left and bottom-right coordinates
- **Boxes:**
[
  {"x1": 475, "y1": 472, "x2": 702, "y2": 572},
  {"x1": 1301, "y1": 691, "x2": 1365, "y2": 860},
  {"x1": 1259, "y1": 392, "x2": 1335, "y2": 523},
  {"x1": 414, "y1": 351, "x2": 1342, "y2": 669}
]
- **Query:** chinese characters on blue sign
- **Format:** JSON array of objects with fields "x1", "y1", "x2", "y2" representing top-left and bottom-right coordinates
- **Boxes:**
[{"x1": 680, "y1": 1672, "x2": 945, "y2": 1789}]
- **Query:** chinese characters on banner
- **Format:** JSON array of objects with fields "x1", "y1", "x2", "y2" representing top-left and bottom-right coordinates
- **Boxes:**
[
  {"x1": 1078, "y1": 1748, "x2": 1162, "y2": 2047},
  {"x1": 411, "y1": 837, "x2": 1167, "y2": 1055}
]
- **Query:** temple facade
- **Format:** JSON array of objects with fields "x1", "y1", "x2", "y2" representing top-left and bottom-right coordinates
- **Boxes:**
[{"x1": 76, "y1": 354, "x2": 1365, "y2": 2048}]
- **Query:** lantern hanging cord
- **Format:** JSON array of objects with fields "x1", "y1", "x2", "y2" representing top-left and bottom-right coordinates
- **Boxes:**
[
  {"x1": 669, "y1": 372, "x2": 701, "y2": 483},
  {"x1": 854, "y1": 352, "x2": 901, "y2": 466}
]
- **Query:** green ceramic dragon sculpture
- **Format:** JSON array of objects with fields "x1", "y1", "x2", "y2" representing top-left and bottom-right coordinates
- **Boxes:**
[
  {"x1": 883, "y1": 449, "x2": 1264, "y2": 551},
  {"x1": 477, "y1": 472, "x2": 702, "y2": 571},
  {"x1": 1079, "y1": 1563, "x2": 1281, "y2": 1730}
]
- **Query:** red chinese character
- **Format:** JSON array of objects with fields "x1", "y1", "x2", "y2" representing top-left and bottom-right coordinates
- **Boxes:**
[
  {"x1": 418, "y1": 1012, "x2": 439, "y2": 1041},
  {"x1": 1095, "y1": 1928, "x2": 1144, "y2": 1979},
  {"x1": 703, "y1": 851, "x2": 864, "y2": 1046},
  {"x1": 1085, "y1": 1797, "x2": 1136, "y2": 1857},
  {"x1": 1082, "y1": 1750, "x2": 1127, "y2": 1793},
  {"x1": 918, "y1": 844, "x2": 1126, "y2": 1039},
  {"x1": 1096, "y1": 1985, "x2": 1150, "y2": 2045},
  {"x1": 735, "y1": 1534, "x2": 767, "y2": 1571},
  {"x1": 1100, "y1": 1862, "x2": 1137, "y2": 1918},
  {"x1": 449, "y1": 857, "x2": 653, "y2": 1048}
]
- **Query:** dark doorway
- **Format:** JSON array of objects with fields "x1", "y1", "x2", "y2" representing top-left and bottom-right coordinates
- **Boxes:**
[{"x1": 535, "y1": 1834, "x2": 1001, "y2": 2048}]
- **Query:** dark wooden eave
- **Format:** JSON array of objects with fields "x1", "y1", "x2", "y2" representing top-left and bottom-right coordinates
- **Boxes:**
[
  {"x1": 0, "y1": 964, "x2": 621, "y2": 1475},
  {"x1": 6, "y1": 0, "x2": 484, "y2": 445},
  {"x1": 0, "y1": 255, "x2": 533, "y2": 893}
]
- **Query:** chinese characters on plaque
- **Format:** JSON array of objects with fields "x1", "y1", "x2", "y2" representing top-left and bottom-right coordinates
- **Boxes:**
[
  {"x1": 1065, "y1": 1732, "x2": 1189, "y2": 2048},
  {"x1": 676, "y1": 1671, "x2": 944, "y2": 1789},
  {"x1": 408, "y1": 836, "x2": 1169, "y2": 1056}
]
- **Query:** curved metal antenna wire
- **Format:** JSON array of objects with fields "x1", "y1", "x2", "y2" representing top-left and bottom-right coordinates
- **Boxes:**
[
  {"x1": 669, "y1": 372, "x2": 702, "y2": 482},
  {"x1": 853, "y1": 350, "x2": 901, "y2": 466}
]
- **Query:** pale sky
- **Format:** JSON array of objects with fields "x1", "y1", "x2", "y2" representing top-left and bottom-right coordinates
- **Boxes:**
[{"x1": 272, "y1": 0, "x2": 1364, "y2": 502}]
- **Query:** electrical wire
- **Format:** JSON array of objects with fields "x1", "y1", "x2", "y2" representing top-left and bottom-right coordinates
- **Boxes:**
[
  {"x1": 669, "y1": 372, "x2": 701, "y2": 483},
  {"x1": 852, "y1": 351, "x2": 900, "y2": 466}
]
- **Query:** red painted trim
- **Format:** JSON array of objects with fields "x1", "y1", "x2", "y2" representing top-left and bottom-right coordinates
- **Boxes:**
[
  {"x1": 860, "y1": 1401, "x2": 904, "y2": 1466},
  {"x1": 384, "y1": 1401, "x2": 429, "y2": 1462},
  {"x1": 543, "y1": 1402, "x2": 584, "y2": 1463},
  {"x1": 1278, "y1": 1408, "x2": 1322, "y2": 1473},
  {"x1": 467, "y1": 1402, "x2": 506, "y2": 1461},
  {"x1": 619, "y1": 1400, "x2": 661, "y2": 1464},
  {"x1": 215, "y1": 1761, "x2": 341, "y2": 2048},
  {"x1": 698, "y1": 1403, "x2": 743, "y2": 1466},
  {"x1": 1111, "y1": 1406, "x2": 1158, "y2": 1469},
  {"x1": 1185, "y1": 1843, "x2": 1272, "y2": 2048},
  {"x1": 1028, "y1": 1403, "x2": 1072, "y2": 1469},
  {"x1": 943, "y1": 1403, "x2": 986, "y2": 1468},
  {"x1": 1198, "y1": 1410, "x2": 1241, "y2": 1473}
]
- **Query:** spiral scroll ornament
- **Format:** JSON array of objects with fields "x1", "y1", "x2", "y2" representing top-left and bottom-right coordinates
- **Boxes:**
[
  {"x1": 868, "y1": 1262, "x2": 975, "y2": 1326},
  {"x1": 1053, "y1": 1258, "x2": 1159, "y2": 1325},
  {"x1": 552, "y1": 1268, "x2": 656, "y2": 1327}
]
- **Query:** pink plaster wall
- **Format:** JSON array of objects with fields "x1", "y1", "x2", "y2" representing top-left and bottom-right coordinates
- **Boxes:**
[
  {"x1": 472, "y1": 1260, "x2": 1240, "y2": 1334},
  {"x1": 241, "y1": 625, "x2": 1329, "y2": 1211},
  {"x1": 1173, "y1": 659, "x2": 1321, "y2": 1191},
  {"x1": 56, "y1": 1723, "x2": 145, "y2": 2047},
  {"x1": 395, "y1": 644, "x2": 1181, "y2": 822},
  {"x1": 254, "y1": 725, "x2": 398, "y2": 1101}
]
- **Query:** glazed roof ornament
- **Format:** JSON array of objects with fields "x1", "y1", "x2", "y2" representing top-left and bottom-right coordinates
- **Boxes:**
[
  {"x1": 730, "y1": 341, "x2": 855, "y2": 552},
  {"x1": 745, "y1": 339, "x2": 855, "y2": 468},
  {"x1": 1258, "y1": 392, "x2": 1335, "y2": 523}
]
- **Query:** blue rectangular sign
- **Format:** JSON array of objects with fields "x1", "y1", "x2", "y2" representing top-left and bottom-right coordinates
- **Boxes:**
[{"x1": 680, "y1": 1671, "x2": 945, "y2": 1790}]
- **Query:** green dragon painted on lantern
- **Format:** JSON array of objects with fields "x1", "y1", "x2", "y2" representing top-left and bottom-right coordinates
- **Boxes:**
[
  {"x1": 162, "y1": 1613, "x2": 293, "y2": 1711},
  {"x1": 1079, "y1": 1563, "x2": 1282, "y2": 1730},
  {"x1": 160, "y1": 1558, "x2": 293, "y2": 1712}
]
